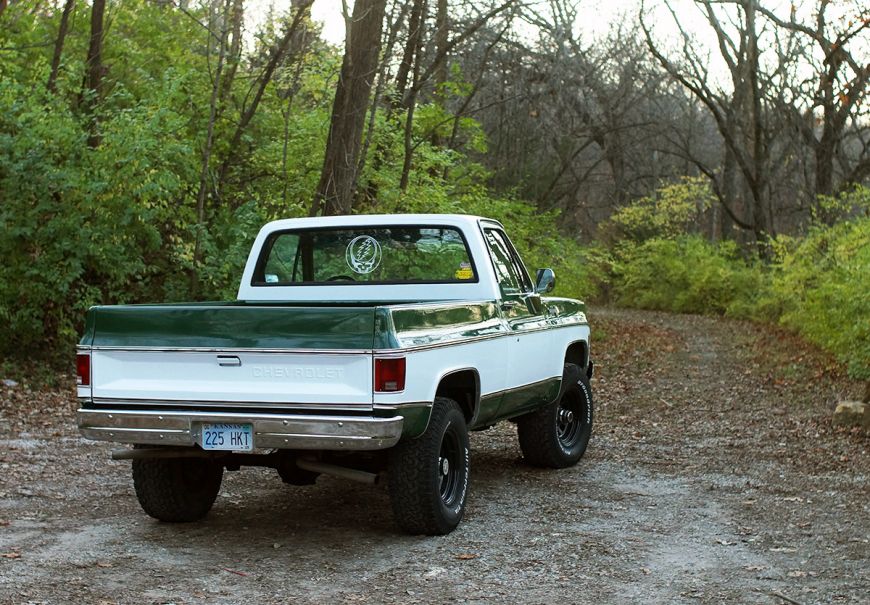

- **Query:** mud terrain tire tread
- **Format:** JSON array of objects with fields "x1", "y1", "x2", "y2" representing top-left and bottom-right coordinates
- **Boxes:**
[
  {"x1": 388, "y1": 397, "x2": 469, "y2": 536},
  {"x1": 517, "y1": 363, "x2": 593, "y2": 468},
  {"x1": 132, "y1": 455, "x2": 223, "y2": 522}
]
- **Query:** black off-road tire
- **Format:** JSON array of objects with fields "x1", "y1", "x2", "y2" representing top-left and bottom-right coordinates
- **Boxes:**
[
  {"x1": 517, "y1": 363, "x2": 593, "y2": 468},
  {"x1": 132, "y1": 455, "x2": 223, "y2": 522},
  {"x1": 388, "y1": 397, "x2": 470, "y2": 536}
]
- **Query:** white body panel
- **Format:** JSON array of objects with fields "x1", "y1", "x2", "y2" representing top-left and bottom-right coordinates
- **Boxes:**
[
  {"x1": 508, "y1": 328, "x2": 576, "y2": 388},
  {"x1": 373, "y1": 324, "x2": 589, "y2": 408},
  {"x1": 91, "y1": 350, "x2": 373, "y2": 408},
  {"x1": 373, "y1": 337, "x2": 510, "y2": 407}
]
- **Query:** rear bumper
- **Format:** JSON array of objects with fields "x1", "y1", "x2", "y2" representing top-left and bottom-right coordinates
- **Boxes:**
[{"x1": 77, "y1": 408, "x2": 403, "y2": 451}]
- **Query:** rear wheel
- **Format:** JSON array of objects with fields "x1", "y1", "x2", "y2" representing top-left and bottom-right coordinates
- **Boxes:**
[
  {"x1": 388, "y1": 397, "x2": 470, "y2": 535},
  {"x1": 132, "y1": 454, "x2": 223, "y2": 522},
  {"x1": 517, "y1": 363, "x2": 593, "y2": 468}
]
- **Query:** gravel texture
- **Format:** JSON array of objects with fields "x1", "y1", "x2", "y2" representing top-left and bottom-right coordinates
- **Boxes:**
[{"x1": 1, "y1": 308, "x2": 867, "y2": 604}]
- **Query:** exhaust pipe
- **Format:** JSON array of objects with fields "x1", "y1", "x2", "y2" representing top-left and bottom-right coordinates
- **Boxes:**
[
  {"x1": 296, "y1": 458, "x2": 379, "y2": 485},
  {"x1": 111, "y1": 447, "x2": 212, "y2": 460}
]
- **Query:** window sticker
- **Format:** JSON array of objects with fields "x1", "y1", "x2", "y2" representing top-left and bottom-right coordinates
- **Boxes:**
[
  {"x1": 265, "y1": 274, "x2": 279, "y2": 283},
  {"x1": 345, "y1": 235, "x2": 382, "y2": 274},
  {"x1": 454, "y1": 261, "x2": 474, "y2": 280}
]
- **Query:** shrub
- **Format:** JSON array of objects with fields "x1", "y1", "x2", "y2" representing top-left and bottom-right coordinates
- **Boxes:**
[
  {"x1": 611, "y1": 235, "x2": 762, "y2": 315},
  {"x1": 759, "y1": 203, "x2": 870, "y2": 379}
]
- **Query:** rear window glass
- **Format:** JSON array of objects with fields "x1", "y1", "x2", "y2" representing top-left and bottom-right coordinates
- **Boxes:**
[{"x1": 253, "y1": 226, "x2": 478, "y2": 285}]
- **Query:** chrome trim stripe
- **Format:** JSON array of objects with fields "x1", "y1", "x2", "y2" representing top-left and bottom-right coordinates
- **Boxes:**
[
  {"x1": 77, "y1": 409, "x2": 403, "y2": 451},
  {"x1": 84, "y1": 346, "x2": 373, "y2": 355},
  {"x1": 480, "y1": 376, "x2": 561, "y2": 400},
  {"x1": 381, "y1": 299, "x2": 496, "y2": 312},
  {"x1": 379, "y1": 323, "x2": 586, "y2": 354},
  {"x1": 386, "y1": 332, "x2": 505, "y2": 353},
  {"x1": 373, "y1": 401, "x2": 432, "y2": 411},
  {"x1": 91, "y1": 397, "x2": 372, "y2": 411}
]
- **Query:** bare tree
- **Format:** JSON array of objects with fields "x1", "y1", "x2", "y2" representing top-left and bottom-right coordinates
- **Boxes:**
[
  {"x1": 191, "y1": 0, "x2": 233, "y2": 294},
  {"x1": 757, "y1": 1, "x2": 870, "y2": 197},
  {"x1": 311, "y1": 0, "x2": 388, "y2": 216},
  {"x1": 219, "y1": 0, "x2": 245, "y2": 106},
  {"x1": 641, "y1": 0, "x2": 785, "y2": 244},
  {"x1": 47, "y1": 0, "x2": 75, "y2": 94},
  {"x1": 82, "y1": 0, "x2": 106, "y2": 148},
  {"x1": 217, "y1": 0, "x2": 314, "y2": 194}
]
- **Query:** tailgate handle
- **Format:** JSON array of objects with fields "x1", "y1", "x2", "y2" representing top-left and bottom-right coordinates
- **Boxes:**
[{"x1": 217, "y1": 355, "x2": 242, "y2": 367}]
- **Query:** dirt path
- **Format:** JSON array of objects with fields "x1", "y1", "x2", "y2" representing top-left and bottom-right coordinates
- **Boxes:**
[{"x1": 1, "y1": 309, "x2": 867, "y2": 604}]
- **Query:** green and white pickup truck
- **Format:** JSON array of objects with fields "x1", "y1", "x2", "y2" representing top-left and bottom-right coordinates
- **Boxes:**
[{"x1": 76, "y1": 214, "x2": 593, "y2": 535}]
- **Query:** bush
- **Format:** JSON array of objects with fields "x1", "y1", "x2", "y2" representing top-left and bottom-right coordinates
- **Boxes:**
[
  {"x1": 611, "y1": 235, "x2": 762, "y2": 315},
  {"x1": 759, "y1": 201, "x2": 870, "y2": 379}
]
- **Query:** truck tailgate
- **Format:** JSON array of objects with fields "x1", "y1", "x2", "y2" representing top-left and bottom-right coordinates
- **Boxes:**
[{"x1": 84, "y1": 304, "x2": 375, "y2": 411}]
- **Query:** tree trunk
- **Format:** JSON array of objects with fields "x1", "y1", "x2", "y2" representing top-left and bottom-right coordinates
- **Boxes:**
[
  {"x1": 433, "y1": 0, "x2": 449, "y2": 94},
  {"x1": 430, "y1": 0, "x2": 449, "y2": 147},
  {"x1": 219, "y1": 0, "x2": 245, "y2": 107},
  {"x1": 47, "y1": 0, "x2": 75, "y2": 94},
  {"x1": 190, "y1": 0, "x2": 232, "y2": 296},
  {"x1": 217, "y1": 0, "x2": 313, "y2": 195},
  {"x1": 83, "y1": 0, "x2": 106, "y2": 148},
  {"x1": 399, "y1": 0, "x2": 427, "y2": 192},
  {"x1": 393, "y1": 0, "x2": 424, "y2": 110},
  {"x1": 311, "y1": 0, "x2": 388, "y2": 216},
  {"x1": 399, "y1": 52, "x2": 422, "y2": 192},
  {"x1": 355, "y1": 1, "x2": 414, "y2": 209}
]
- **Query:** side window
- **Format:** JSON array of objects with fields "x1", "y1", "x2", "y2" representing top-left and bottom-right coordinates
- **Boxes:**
[{"x1": 484, "y1": 229, "x2": 527, "y2": 296}]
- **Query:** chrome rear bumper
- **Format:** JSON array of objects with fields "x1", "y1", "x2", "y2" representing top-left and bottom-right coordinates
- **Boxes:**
[{"x1": 77, "y1": 408, "x2": 403, "y2": 451}]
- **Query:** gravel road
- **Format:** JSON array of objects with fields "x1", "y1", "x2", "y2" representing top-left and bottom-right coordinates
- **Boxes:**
[{"x1": 1, "y1": 309, "x2": 867, "y2": 604}]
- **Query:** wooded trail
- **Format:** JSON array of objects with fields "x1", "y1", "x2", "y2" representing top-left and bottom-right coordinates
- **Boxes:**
[{"x1": 0, "y1": 309, "x2": 867, "y2": 604}]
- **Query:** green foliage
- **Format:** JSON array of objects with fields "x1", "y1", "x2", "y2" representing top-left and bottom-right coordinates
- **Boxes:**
[
  {"x1": 608, "y1": 176, "x2": 714, "y2": 242},
  {"x1": 611, "y1": 236, "x2": 762, "y2": 315},
  {"x1": 4, "y1": 1, "x2": 865, "y2": 385},
  {"x1": 756, "y1": 188, "x2": 870, "y2": 379},
  {"x1": 604, "y1": 181, "x2": 870, "y2": 379}
]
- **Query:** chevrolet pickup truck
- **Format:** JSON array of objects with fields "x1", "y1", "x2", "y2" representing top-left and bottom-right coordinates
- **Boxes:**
[{"x1": 76, "y1": 214, "x2": 593, "y2": 535}]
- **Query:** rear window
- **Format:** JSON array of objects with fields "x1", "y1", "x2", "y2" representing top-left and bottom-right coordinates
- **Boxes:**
[{"x1": 253, "y1": 226, "x2": 478, "y2": 285}]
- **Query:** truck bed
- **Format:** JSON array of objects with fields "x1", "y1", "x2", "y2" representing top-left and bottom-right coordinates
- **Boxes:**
[{"x1": 80, "y1": 302, "x2": 380, "y2": 412}]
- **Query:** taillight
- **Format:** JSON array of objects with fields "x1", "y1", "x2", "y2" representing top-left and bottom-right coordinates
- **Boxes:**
[
  {"x1": 76, "y1": 353, "x2": 91, "y2": 386},
  {"x1": 374, "y1": 357, "x2": 405, "y2": 392}
]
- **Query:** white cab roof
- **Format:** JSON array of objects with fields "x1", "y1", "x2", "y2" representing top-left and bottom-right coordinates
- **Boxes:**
[{"x1": 237, "y1": 214, "x2": 504, "y2": 302}]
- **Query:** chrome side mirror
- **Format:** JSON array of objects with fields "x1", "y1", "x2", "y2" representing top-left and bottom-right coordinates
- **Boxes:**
[{"x1": 535, "y1": 268, "x2": 556, "y2": 294}]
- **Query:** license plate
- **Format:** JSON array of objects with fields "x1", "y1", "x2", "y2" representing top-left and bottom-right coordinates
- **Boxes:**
[{"x1": 200, "y1": 423, "x2": 253, "y2": 451}]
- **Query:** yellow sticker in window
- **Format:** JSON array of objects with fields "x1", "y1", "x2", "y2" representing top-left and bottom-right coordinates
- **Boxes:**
[{"x1": 455, "y1": 263, "x2": 474, "y2": 280}]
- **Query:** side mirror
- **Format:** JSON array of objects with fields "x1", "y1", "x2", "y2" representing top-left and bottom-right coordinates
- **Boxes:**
[{"x1": 535, "y1": 268, "x2": 556, "y2": 294}]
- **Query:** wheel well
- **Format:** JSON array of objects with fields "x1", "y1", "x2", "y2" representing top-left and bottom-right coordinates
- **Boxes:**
[
  {"x1": 565, "y1": 341, "x2": 588, "y2": 369},
  {"x1": 435, "y1": 369, "x2": 480, "y2": 424}
]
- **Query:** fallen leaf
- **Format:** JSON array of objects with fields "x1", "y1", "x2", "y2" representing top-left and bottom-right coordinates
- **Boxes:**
[
  {"x1": 96, "y1": 561, "x2": 113, "y2": 568},
  {"x1": 221, "y1": 568, "x2": 248, "y2": 576},
  {"x1": 456, "y1": 553, "x2": 478, "y2": 560},
  {"x1": 0, "y1": 553, "x2": 21, "y2": 559},
  {"x1": 788, "y1": 570, "x2": 807, "y2": 578},
  {"x1": 0, "y1": 520, "x2": 9, "y2": 527}
]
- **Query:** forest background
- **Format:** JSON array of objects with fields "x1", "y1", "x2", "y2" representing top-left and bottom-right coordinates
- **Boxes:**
[{"x1": 0, "y1": 0, "x2": 867, "y2": 383}]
